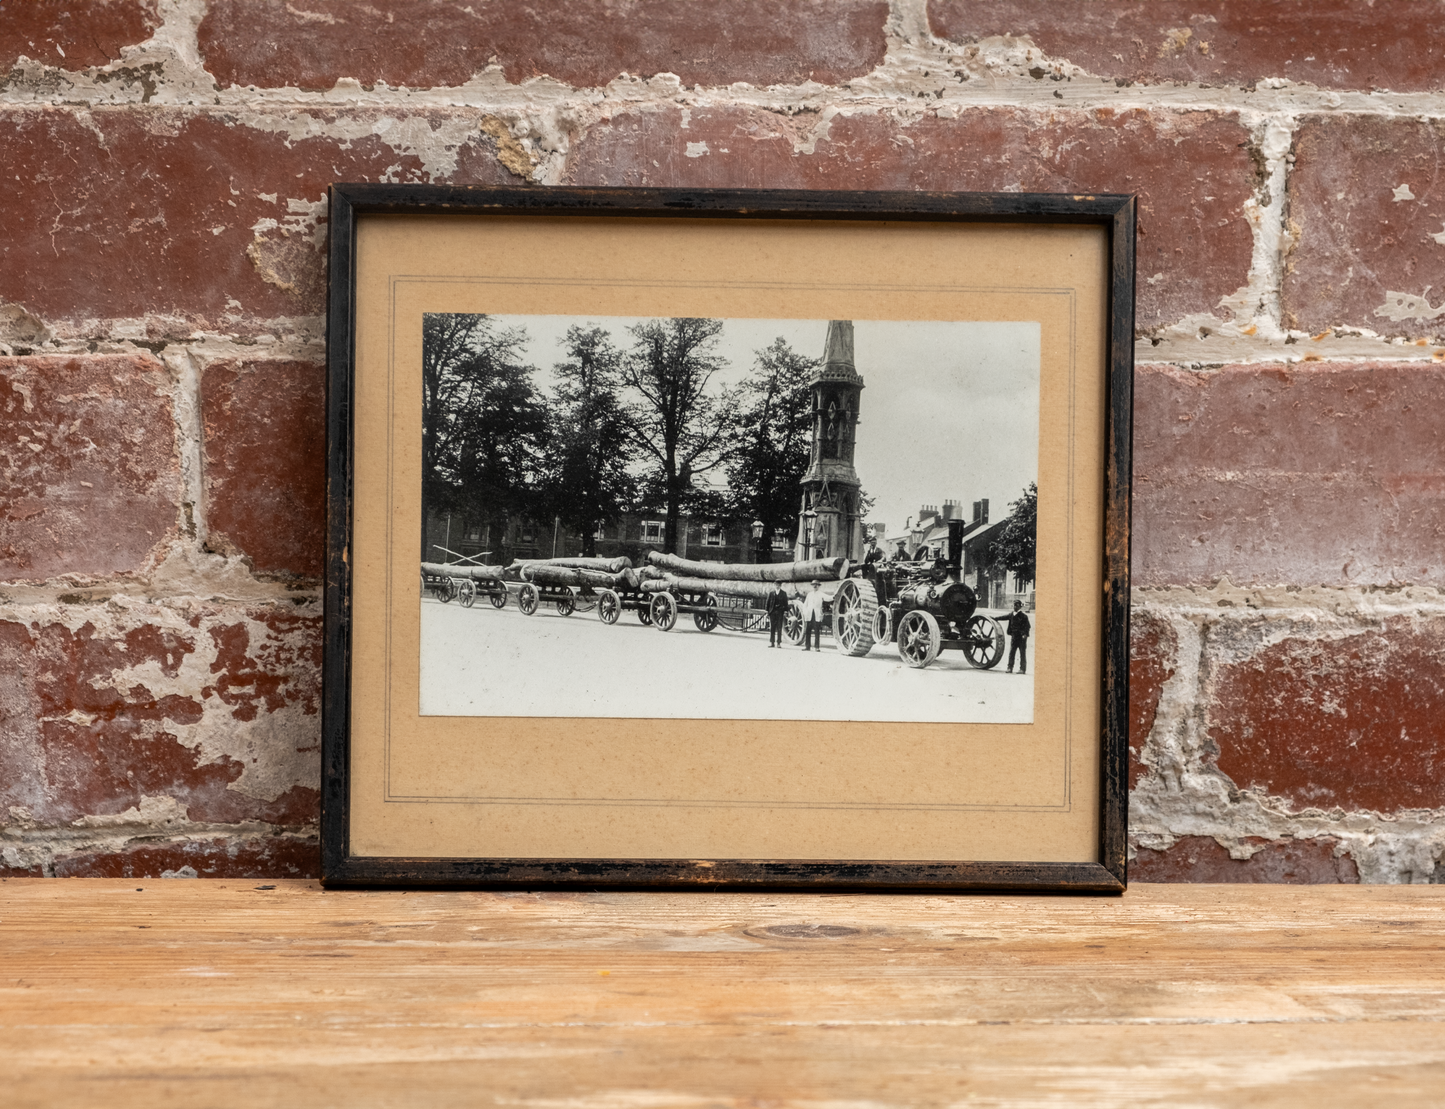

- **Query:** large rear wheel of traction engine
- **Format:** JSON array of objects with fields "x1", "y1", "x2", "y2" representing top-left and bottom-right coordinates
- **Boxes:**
[
  {"x1": 555, "y1": 588, "x2": 576, "y2": 617},
  {"x1": 649, "y1": 592, "x2": 678, "y2": 631},
  {"x1": 962, "y1": 614, "x2": 1005, "y2": 669},
  {"x1": 597, "y1": 589, "x2": 620, "y2": 625},
  {"x1": 518, "y1": 583, "x2": 539, "y2": 616},
  {"x1": 832, "y1": 579, "x2": 878, "y2": 657},
  {"x1": 896, "y1": 609, "x2": 942, "y2": 669},
  {"x1": 693, "y1": 594, "x2": 718, "y2": 632},
  {"x1": 783, "y1": 601, "x2": 804, "y2": 645}
]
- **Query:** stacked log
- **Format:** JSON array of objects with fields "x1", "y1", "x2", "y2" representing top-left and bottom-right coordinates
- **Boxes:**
[
  {"x1": 420, "y1": 562, "x2": 506, "y2": 581},
  {"x1": 644, "y1": 552, "x2": 846, "y2": 582},
  {"x1": 510, "y1": 556, "x2": 631, "y2": 574},
  {"x1": 640, "y1": 575, "x2": 839, "y2": 601},
  {"x1": 521, "y1": 564, "x2": 631, "y2": 589}
]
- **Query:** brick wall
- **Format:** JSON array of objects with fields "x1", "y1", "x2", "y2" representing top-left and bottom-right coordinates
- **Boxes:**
[{"x1": 2, "y1": 0, "x2": 1442, "y2": 883}]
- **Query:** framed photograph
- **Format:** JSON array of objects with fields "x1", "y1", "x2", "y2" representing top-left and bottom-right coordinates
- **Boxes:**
[{"x1": 322, "y1": 185, "x2": 1134, "y2": 891}]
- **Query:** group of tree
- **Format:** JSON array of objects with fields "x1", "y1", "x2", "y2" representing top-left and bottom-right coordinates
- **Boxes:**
[{"x1": 421, "y1": 313, "x2": 819, "y2": 560}]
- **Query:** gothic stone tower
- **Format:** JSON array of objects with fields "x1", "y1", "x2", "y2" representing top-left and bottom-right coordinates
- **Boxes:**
[{"x1": 795, "y1": 319, "x2": 865, "y2": 562}]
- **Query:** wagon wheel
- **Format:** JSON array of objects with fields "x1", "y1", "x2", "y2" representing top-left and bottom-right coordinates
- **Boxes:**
[
  {"x1": 782, "y1": 601, "x2": 804, "y2": 645},
  {"x1": 437, "y1": 576, "x2": 457, "y2": 604},
  {"x1": 555, "y1": 589, "x2": 576, "y2": 617},
  {"x1": 649, "y1": 591, "x2": 678, "y2": 632},
  {"x1": 871, "y1": 605, "x2": 892, "y2": 646},
  {"x1": 488, "y1": 586, "x2": 507, "y2": 609},
  {"x1": 457, "y1": 578, "x2": 477, "y2": 608},
  {"x1": 896, "y1": 609, "x2": 942, "y2": 669},
  {"x1": 597, "y1": 589, "x2": 621, "y2": 625},
  {"x1": 636, "y1": 600, "x2": 653, "y2": 626},
  {"x1": 962, "y1": 614, "x2": 1006, "y2": 669},
  {"x1": 693, "y1": 594, "x2": 719, "y2": 632},
  {"x1": 518, "y1": 583, "x2": 539, "y2": 616},
  {"x1": 832, "y1": 579, "x2": 878, "y2": 657}
]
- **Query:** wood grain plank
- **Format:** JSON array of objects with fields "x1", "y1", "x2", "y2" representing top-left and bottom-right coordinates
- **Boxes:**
[{"x1": 4, "y1": 881, "x2": 1444, "y2": 1107}]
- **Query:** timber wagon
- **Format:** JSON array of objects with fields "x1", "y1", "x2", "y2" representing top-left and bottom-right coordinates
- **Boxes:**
[
  {"x1": 635, "y1": 552, "x2": 847, "y2": 635},
  {"x1": 419, "y1": 561, "x2": 511, "y2": 609}
]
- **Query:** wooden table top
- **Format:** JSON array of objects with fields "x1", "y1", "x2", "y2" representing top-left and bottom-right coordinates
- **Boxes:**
[{"x1": 4, "y1": 879, "x2": 1443, "y2": 1107}]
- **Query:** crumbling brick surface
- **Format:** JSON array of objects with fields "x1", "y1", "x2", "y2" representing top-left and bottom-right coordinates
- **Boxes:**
[
  {"x1": 0, "y1": 0, "x2": 160, "y2": 71},
  {"x1": 1129, "y1": 612, "x2": 1176, "y2": 792},
  {"x1": 1133, "y1": 363, "x2": 1445, "y2": 587},
  {"x1": 928, "y1": 1, "x2": 1445, "y2": 93},
  {"x1": 0, "y1": 108, "x2": 514, "y2": 337},
  {"x1": 566, "y1": 105, "x2": 1255, "y2": 330},
  {"x1": 0, "y1": 603, "x2": 320, "y2": 831},
  {"x1": 0, "y1": 355, "x2": 179, "y2": 581},
  {"x1": 1133, "y1": 835, "x2": 1360, "y2": 884},
  {"x1": 52, "y1": 835, "x2": 319, "y2": 879},
  {"x1": 1208, "y1": 617, "x2": 1445, "y2": 814},
  {"x1": 202, "y1": 361, "x2": 325, "y2": 578},
  {"x1": 1284, "y1": 116, "x2": 1445, "y2": 337},
  {"x1": 198, "y1": 0, "x2": 890, "y2": 91}
]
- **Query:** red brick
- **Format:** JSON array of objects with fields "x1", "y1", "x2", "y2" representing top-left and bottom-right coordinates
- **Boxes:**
[
  {"x1": 565, "y1": 106, "x2": 1255, "y2": 330},
  {"x1": 202, "y1": 361, "x2": 325, "y2": 577},
  {"x1": 0, "y1": 608, "x2": 321, "y2": 828},
  {"x1": 1, "y1": 355, "x2": 178, "y2": 581},
  {"x1": 199, "y1": 0, "x2": 888, "y2": 91},
  {"x1": 0, "y1": 108, "x2": 514, "y2": 336},
  {"x1": 929, "y1": 1, "x2": 1445, "y2": 93},
  {"x1": 1134, "y1": 363, "x2": 1445, "y2": 586},
  {"x1": 1133, "y1": 835, "x2": 1359, "y2": 883},
  {"x1": 0, "y1": 0, "x2": 159, "y2": 70},
  {"x1": 53, "y1": 835, "x2": 319, "y2": 879},
  {"x1": 1208, "y1": 617, "x2": 1445, "y2": 814},
  {"x1": 1129, "y1": 612, "x2": 1176, "y2": 791},
  {"x1": 1284, "y1": 116, "x2": 1445, "y2": 336}
]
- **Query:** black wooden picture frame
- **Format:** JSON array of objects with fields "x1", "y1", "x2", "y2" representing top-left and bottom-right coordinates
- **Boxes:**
[{"x1": 322, "y1": 185, "x2": 1134, "y2": 892}]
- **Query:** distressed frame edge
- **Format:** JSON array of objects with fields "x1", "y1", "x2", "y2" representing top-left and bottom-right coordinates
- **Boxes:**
[{"x1": 321, "y1": 185, "x2": 1134, "y2": 894}]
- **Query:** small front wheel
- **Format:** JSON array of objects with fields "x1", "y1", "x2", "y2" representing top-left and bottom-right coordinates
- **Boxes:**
[
  {"x1": 649, "y1": 592, "x2": 678, "y2": 632},
  {"x1": 457, "y1": 579, "x2": 476, "y2": 608},
  {"x1": 518, "y1": 583, "x2": 539, "y2": 616},
  {"x1": 693, "y1": 594, "x2": 718, "y2": 632},
  {"x1": 489, "y1": 587, "x2": 507, "y2": 610},
  {"x1": 555, "y1": 589, "x2": 576, "y2": 617},
  {"x1": 597, "y1": 589, "x2": 621, "y2": 624},
  {"x1": 896, "y1": 609, "x2": 941, "y2": 669},
  {"x1": 783, "y1": 601, "x2": 804, "y2": 645},
  {"x1": 962, "y1": 614, "x2": 1005, "y2": 669}
]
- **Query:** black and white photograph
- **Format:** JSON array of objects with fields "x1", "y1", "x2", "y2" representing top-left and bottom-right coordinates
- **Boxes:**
[{"x1": 417, "y1": 313, "x2": 1039, "y2": 723}]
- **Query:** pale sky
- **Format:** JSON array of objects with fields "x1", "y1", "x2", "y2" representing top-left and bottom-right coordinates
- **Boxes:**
[{"x1": 494, "y1": 315, "x2": 1039, "y2": 539}]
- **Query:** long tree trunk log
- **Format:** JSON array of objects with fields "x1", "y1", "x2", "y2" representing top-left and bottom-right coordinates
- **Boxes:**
[
  {"x1": 641, "y1": 575, "x2": 841, "y2": 602},
  {"x1": 645, "y1": 552, "x2": 847, "y2": 582},
  {"x1": 510, "y1": 556, "x2": 632, "y2": 573},
  {"x1": 521, "y1": 565, "x2": 630, "y2": 588},
  {"x1": 420, "y1": 562, "x2": 506, "y2": 582}
]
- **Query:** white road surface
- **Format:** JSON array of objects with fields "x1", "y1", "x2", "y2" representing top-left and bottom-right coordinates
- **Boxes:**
[{"x1": 419, "y1": 594, "x2": 1034, "y2": 723}]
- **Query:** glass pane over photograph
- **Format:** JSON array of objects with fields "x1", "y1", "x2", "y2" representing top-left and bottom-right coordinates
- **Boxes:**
[{"x1": 418, "y1": 314, "x2": 1039, "y2": 723}]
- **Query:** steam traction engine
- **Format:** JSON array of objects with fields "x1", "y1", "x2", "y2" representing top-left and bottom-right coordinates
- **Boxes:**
[{"x1": 831, "y1": 519, "x2": 1006, "y2": 670}]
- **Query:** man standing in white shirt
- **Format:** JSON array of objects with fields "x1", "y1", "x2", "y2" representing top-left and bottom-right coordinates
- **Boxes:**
[{"x1": 801, "y1": 579, "x2": 826, "y2": 652}]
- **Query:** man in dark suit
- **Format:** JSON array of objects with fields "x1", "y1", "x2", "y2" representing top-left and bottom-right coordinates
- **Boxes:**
[
  {"x1": 1004, "y1": 600, "x2": 1031, "y2": 674},
  {"x1": 766, "y1": 583, "x2": 790, "y2": 647}
]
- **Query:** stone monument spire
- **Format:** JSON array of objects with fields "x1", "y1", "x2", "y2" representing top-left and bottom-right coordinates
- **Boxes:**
[{"x1": 796, "y1": 320, "x2": 866, "y2": 562}]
